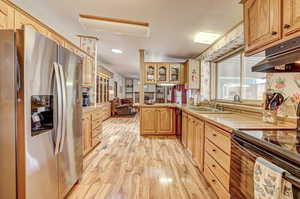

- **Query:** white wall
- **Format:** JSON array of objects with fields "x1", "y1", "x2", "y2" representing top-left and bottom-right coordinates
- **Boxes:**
[{"x1": 11, "y1": 0, "x2": 87, "y2": 45}]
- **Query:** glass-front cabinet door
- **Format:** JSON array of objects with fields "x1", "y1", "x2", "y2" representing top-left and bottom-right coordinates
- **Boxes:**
[
  {"x1": 145, "y1": 63, "x2": 157, "y2": 84},
  {"x1": 157, "y1": 64, "x2": 169, "y2": 83},
  {"x1": 169, "y1": 63, "x2": 181, "y2": 84}
]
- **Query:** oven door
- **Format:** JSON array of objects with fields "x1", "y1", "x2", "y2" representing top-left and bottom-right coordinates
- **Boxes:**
[
  {"x1": 230, "y1": 136, "x2": 257, "y2": 199},
  {"x1": 230, "y1": 135, "x2": 300, "y2": 199}
]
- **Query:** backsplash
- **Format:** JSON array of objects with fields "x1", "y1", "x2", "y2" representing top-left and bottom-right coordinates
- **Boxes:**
[{"x1": 267, "y1": 73, "x2": 300, "y2": 118}]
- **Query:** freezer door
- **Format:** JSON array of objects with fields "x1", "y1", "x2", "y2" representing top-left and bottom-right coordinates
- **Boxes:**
[
  {"x1": 23, "y1": 27, "x2": 60, "y2": 199},
  {"x1": 58, "y1": 46, "x2": 83, "y2": 198},
  {"x1": 0, "y1": 30, "x2": 17, "y2": 199}
]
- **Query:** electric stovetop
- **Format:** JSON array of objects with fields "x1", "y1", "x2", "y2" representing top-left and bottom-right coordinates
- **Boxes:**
[{"x1": 234, "y1": 129, "x2": 300, "y2": 165}]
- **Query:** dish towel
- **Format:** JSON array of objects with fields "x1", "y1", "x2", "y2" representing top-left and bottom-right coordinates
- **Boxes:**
[{"x1": 254, "y1": 157, "x2": 294, "y2": 199}]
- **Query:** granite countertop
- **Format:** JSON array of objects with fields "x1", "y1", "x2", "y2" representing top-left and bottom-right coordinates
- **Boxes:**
[{"x1": 138, "y1": 103, "x2": 296, "y2": 132}]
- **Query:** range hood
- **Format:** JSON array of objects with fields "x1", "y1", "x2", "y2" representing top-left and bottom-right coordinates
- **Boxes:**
[{"x1": 252, "y1": 35, "x2": 300, "y2": 73}]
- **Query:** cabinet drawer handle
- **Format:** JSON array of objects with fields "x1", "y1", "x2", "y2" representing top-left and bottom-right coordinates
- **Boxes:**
[
  {"x1": 271, "y1": 31, "x2": 277, "y2": 35},
  {"x1": 284, "y1": 24, "x2": 291, "y2": 29}
]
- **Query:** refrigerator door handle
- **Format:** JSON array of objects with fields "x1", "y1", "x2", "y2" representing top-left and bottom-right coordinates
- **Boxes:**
[
  {"x1": 58, "y1": 63, "x2": 67, "y2": 152},
  {"x1": 53, "y1": 62, "x2": 63, "y2": 155}
]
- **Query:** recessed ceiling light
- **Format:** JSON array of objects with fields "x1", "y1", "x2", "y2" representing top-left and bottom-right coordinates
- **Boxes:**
[
  {"x1": 194, "y1": 32, "x2": 221, "y2": 44},
  {"x1": 112, "y1": 49, "x2": 123, "y2": 54}
]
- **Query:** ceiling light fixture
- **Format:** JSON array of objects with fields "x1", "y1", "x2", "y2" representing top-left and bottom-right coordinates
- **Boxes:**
[
  {"x1": 194, "y1": 32, "x2": 221, "y2": 44},
  {"x1": 112, "y1": 49, "x2": 123, "y2": 54}
]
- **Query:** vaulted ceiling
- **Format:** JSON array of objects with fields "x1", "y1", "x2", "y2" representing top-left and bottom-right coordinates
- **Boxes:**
[{"x1": 12, "y1": 0, "x2": 243, "y2": 78}]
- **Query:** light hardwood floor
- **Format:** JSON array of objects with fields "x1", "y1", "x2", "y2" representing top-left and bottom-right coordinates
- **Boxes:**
[{"x1": 66, "y1": 114, "x2": 217, "y2": 199}]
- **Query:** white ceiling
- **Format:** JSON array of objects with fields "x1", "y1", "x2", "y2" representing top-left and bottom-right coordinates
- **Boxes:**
[{"x1": 12, "y1": 0, "x2": 243, "y2": 78}]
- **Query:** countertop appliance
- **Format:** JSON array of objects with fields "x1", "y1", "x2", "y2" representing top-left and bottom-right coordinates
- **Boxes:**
[
  {"x1": 0, "y1": 27, "x2": 83, "y2": 199},
  {"x1": 230, "y1": 129, "x2": 300, "y2": 199},
  {"x1": 252, "y1": 35, "x2": 300, "y2": 73}
]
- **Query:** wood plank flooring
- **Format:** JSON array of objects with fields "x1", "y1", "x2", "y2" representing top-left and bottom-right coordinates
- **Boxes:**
[{"x1": 66, "y1": 114, "x2": 217, "y2": 199}]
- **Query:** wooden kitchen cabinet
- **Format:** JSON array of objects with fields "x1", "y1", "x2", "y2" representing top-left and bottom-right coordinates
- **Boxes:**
[
  {"x1": 141, "y1": 108, "x2": 157, "y2": 135},
  {"x1": 192, "y1": 118, "x2": 205, "y2": 171},
  {"x1": 144, "y1": 63, "x2": 157, "y2": 84},
  {"x1": 244, "y1": 0, "x2": 281, "y2": 53},
  {"x1": 157, "y1": 63, "x2": 169, "y2": 83},
  {"x1": 181, "y1": 112, "x2": 188, "y2": 148},
  {"x1": 140, "y1": 107, "x2": 174, "y2": 135},
  {"x1": 283, "y1": 0, "x2": 300, "y2": 39},
  {"x1": 15, "y1": 10, "x2": 48, "y2": 36},
  {"x1": 169, "y1": 63, "x2": 183, "y2": 84},
  {"x1": 204, "y1": 122, "x2": 231, "y2": 197},
  {"x1": 82, "y1": 56, "x2": 94, "y2": 87},
  {"x1": 0, "y1": 1, "x2": 14, "y2": 29},
  {"x1": 82, "y1": 113, "x2": 92, "y2": 155},
  {"x1": 156, "y1": 108, "x2": 174, "y2": 134},
  {"x1": 187, "y1": 115, "x2": 194, "y2": 155},
  {"x1": 185, "y1": 59, "x2": 200, "y2": 89}
]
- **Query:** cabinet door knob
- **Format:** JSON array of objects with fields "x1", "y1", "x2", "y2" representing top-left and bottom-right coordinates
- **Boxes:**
[
  {"x1": 212, "y1": 179, "x2": 216, "y2": 183},
  {"x1": 212, "y1": 164, "x2": 216, "y2": 168},
  {"x1": 212, "y1": 149, "x2": 216, "y2": 152},
  {"x1": 271, "y1": 31, "x2": 277, "y2": 35},
  {"x1": 212, "y1": 133, "x2": 217, "y2": 137},
  {"x1": 284, "y1": 24, "x2": 291, "y2": 29}
]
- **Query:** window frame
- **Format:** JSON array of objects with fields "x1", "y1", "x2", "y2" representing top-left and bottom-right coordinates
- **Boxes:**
[{"x1": 214, "y1": 50, "x2": 264, "y2": 104}]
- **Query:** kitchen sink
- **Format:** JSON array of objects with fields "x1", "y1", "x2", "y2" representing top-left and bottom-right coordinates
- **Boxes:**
[{"x1": 188, "y1": 106, "x2": 232, "y2": 114}]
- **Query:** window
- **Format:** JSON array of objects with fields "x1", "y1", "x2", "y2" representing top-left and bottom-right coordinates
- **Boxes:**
[
  {"x1": 217, "y1": 53, "x2": 241, "y2": 100},
  {"x1": 216, "y1": 51, "x2": 266, "y2": 101},
  {"x1": 243, "y1": 53, "x2": 266, "y2": 100}
]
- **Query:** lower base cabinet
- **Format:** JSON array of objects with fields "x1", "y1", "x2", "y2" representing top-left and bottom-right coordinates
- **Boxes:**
[
  {"x1": 140, "y1": 107, "x2": 174, "y2": 135},
  {"x1": 82, "y1": 104, "x2": 111, "y2": 156},
  {"x1": 82, "y1": 113, "x2": 92, "y2": 155},
  {"x1": 185, "y1": 114, "x2": 205, "y2": 171},
  {"x1": 181, "y1": 111, "x2": 231, "y2": 199}
]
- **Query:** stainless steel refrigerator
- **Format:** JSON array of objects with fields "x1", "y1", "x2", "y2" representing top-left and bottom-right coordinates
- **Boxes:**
[{"x1": 0, "y1": 27, "x2": 83, "y2": 199}]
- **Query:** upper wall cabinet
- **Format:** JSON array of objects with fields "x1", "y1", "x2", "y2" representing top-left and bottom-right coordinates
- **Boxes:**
[
  {"x1": 169, "y1": 63, "x2": 182, "y2": 84},
  {"x1": 185, "y1": 59, "x2": 200, "y2": 89},
  {"x1": 157, "y1": 63, "x2": 169, "y2": 83},
  {"x1": 243, "y1": 0, "x2": 300, "y2": 55},
  {"x1": 15, "y1": 10, "x2": 48, "y2": 36},
  {"x1": 244, "y1": 0, "x2": 281, "y2": 53},
  {"x1": 0, "y1": 1, "x2": 14, "y2": 29},
  {"x1": 144, "y1": 62, "x2": 184, "y2": 85},
  {"x1": 283, "y1": 0, "x2": 300, "y2": 39},
  {"x1": 145, "y1": 63, "x2": 157, "y2": 84},
  {"x1": 82, "y1": 57, "x2": 94, "y2": 87}
]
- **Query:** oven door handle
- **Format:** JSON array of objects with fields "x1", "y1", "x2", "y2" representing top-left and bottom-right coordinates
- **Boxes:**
[{"x1": 231, "y1": 136, "x2": 258, "y2": 159}]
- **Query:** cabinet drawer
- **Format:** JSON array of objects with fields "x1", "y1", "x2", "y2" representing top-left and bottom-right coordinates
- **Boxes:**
[
  {"x1": 205, "y1": 139, "x2": 230, "y2": 173},
  {"x1": 92, "y1": 124, "x2": 102, "y2": 137},
  {"x1": 204, "y1": 166, "x2": 230, "y2": 199},
  {"x1": 205, "y1": 124, "x2": 231, "y2": 155},
  {"x1": 92, "y1": 111, "x2": 102, "y2": 121},
  {"x1": 205, "y1": 152, "x2": 229, "y2": 191},
  {"x1": 92, "y1": 119, "x2": 102, "y2": 130},
  {"x1": 92, "y1": 135, "x2": 101, "y2": 147}
]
